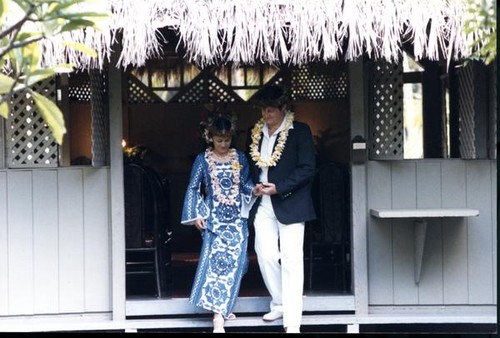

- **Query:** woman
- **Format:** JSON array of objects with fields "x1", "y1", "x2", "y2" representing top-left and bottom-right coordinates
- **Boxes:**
[{"x1": 181, "y1": 114, "x2": 256, "y2": 333}]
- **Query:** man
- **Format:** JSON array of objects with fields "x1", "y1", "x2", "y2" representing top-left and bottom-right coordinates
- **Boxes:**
[{"x1": 247, "y1": 85, "x2": 316, "y2": 333}]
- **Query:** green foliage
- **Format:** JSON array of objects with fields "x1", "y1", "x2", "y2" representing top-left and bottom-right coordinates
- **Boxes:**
[
  {"x1": 463, "y1": 0, "x2": 497, "y2": 65},
  {"x1": 0, "y1": 0, "x2": 109, "y2": 144}
]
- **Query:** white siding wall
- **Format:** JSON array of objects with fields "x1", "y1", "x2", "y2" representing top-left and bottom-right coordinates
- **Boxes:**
[
  {"x1": 0, "y1": 167, "x2": 111, "y2": 316},
  {"x1": 367, "y1": 159, "x2": 497, "y2": 306},
  {"x1": 0, "y1": 160, "x2": 495, "y2": 316}
]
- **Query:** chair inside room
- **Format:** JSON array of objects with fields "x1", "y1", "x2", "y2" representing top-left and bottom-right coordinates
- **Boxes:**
[
  {"x1": 124, "y1": 158, "x2": 172, "y2": 298},
  {"x1": 306, "y1": 161, "x2": 351, "y2": 293}
]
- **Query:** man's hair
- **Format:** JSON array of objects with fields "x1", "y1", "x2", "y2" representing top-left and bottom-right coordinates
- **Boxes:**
[{"x1": 255, "y1": 85, "x2": 288, "y2": 109}]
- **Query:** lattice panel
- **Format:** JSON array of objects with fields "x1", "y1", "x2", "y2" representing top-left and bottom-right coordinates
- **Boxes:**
[
  {"x1": 441, "y1": 77, "x2": 449, "y2": 158},
  {"x1": 171, "y1": 76, "x2": 242, "y2": 103},
  {"x1": 369, "y1": 62, "x2": 404, "y2": 159},
  {"x1": 0, "y1": 117, "x2": 4, "y2": 168},
  {"x1": 174, "y1": 77, "x2": 204, "y2": 103},
  {"x1": 489, "y1": 63, "x2": 496, "y2": 160},
  {"x1": 291, "y1": 63, "x2": 348, "y2": 100},
  {"x1": 69, "y1": 72, "x2": 91, "y2": 102},
  {"x1": 89, "y1": 70, "x2": 109, "y2": 166},
  {"x1": 128, "y1": 75, "x2": 163, "y2": 104},
  {"x1": 270, "y1": 75, "x2": 284, "y2": 88},
  {"x1": 248, "y1": 75, "x2": 286, "y2": 103},
  {"x1": 7, "y1": 79, "x2": 58, "y2": 167},
  {"x1": 457, "y1": 65, "x2": 476, "y2": 159},
  {"x1": 206, "y1": 78, "x2": 241, "y2": 103}
]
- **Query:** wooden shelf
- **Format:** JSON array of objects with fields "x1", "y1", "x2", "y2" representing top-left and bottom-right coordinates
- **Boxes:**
[{"x1": 370, "y1": 208, "x2": 479, "y2": 284}]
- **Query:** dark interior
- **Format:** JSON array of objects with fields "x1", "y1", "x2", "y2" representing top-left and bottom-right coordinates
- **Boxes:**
[{"x1": 67, "y1": 54, "x2": 354, "y2": 299}]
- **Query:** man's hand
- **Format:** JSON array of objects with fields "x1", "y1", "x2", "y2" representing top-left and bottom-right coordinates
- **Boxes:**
[
  {"x1": 260, "y1": 182, "x2": 277, "y2": 195},
  {"x1": 253, "y1": 183, "x2": 264, "y2": 196}
]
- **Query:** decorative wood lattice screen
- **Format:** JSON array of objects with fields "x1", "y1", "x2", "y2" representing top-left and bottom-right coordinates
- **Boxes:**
[
  {"x1": 489, "y1": 63, "x2": 497, "y2": 160},
  {"x1": 68, "y1": 72, "x2": 91, "y2": 102},
  {"x1": 457, "y1": 64, "x2": 476, "y2": 159},
  {"x1": 127, "y1": 63, "x2": 349, "y2": 104},
  {"x1": 369, "y1": 61, "x2": 404, "y2": 160},
  {"x1": 0, "y1": 114, "x2": 4, "y2": 168},
  {"x1": 128, "y1": 75, "x2": 163, "y2": 103},
  {"x1": 290, "y1": 63, "x2": 348, "y2": 100},
  {"x1": 89, "y1": 70, "x2": 109, "y2": 166},
  {"x1": 6, "y1": 78, "x2": 58, "y2": 168},
  {"x1": 170, "y1": 76, "x2": 243, "y2": 103},
  {"x1": 248, "y1": 73, "x2": 286, "y2": 102}
]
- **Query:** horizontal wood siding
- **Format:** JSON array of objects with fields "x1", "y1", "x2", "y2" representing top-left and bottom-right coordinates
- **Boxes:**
[
  {"x1": 0, "y1": 168, "x2": 111, "y2": 316},
  {"x1": 367, "y1": 160, "x2": 497, "y2": 306}
]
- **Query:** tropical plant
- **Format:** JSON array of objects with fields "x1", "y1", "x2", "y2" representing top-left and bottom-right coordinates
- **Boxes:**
[
  {"x1": 0, "y1": 0, "x2": 109, "y2": 144},
  {"x1": 463, "y1": 0, "x2": 497, "y2": 65}
]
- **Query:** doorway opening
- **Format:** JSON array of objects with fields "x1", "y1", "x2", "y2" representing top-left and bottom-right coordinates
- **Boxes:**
[{"x1": 122, "y1": 59, "x2": 353, "y2": 303}]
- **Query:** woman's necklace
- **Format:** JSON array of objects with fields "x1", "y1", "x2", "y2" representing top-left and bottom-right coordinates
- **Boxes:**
[
  {"x1": 206, "y1": 148, "x2": 240, "y2": 205},
  {"x1": 249, "y1": 112, "x2": 294, "y2": 168}
]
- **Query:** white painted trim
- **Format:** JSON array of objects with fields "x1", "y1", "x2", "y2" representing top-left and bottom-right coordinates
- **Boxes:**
[
  {"x1": 369, "y1": 305, "x2": 497, "y2": 315},
  {"x1": 109, "y1": 58, "x2": 126, "y2": 320},
  {"x1": 349, "y1": 60, "x2": 369, "y2": 315},
  {"x1": 370, "y1": 208, "x2": 480, "y2": 218},
  {"x1": 0, "y1": 307, "x2": 495, "y2": 332},
  {"x1": 126, "y1": 295, "x2": 355, "y2": 317},
  {"x1": 347, "y1": 323, "x2": 359, "y2": 333}
]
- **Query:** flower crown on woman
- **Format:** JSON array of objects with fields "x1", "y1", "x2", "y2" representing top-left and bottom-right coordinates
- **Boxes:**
[{"x1": 200, "y1": 104, "x2": 238, "y2": 144}]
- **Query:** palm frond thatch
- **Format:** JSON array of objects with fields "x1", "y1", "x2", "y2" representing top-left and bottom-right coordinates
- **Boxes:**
[{"x1": 4, "y1": 0, "x2": 486, "y2": 70}]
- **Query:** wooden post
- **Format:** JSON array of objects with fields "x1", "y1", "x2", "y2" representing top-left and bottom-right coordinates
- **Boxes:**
[
  {"x1": 108, "y1": 41, "x2": 126, "y2": 321},
  {"x1": 349, "y1": 59, "x2": 369, "y2": 315}
]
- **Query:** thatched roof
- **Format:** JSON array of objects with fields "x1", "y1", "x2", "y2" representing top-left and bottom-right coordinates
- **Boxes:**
[{"x1": 12, "y1": 0, "x2": 486, "y2": 69}]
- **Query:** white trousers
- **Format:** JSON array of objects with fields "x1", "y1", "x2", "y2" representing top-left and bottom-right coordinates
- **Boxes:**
[{"x1": 254, "y1": 199, "x2": 305, "y2": 328}]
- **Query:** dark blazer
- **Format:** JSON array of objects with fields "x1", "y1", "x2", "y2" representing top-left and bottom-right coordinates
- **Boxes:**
[{"x1": 247, "y1": 121, "x2": 317, "y2": 225}]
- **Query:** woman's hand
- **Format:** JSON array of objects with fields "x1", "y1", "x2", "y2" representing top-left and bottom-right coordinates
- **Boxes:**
[{"x1": 194, "y1": 218, "x2": 206, "y2": 231}]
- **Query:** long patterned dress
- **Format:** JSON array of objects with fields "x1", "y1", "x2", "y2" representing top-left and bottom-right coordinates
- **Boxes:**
[{"x1": 181, "y1": 148, "x2": 255, "y2": 318}]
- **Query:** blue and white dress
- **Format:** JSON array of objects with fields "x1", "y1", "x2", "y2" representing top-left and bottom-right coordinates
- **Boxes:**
[{"x1": 181, "y1": 149, "x2": 255, "y2": 318}]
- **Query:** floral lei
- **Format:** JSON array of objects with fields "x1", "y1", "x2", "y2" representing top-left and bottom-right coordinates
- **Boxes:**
[
  {"x1": 206, "y1": 148, "x2": 240, "y2": 205},
  {"x1": 250, "y1": 112, "x2": 294, "y2": 168}
]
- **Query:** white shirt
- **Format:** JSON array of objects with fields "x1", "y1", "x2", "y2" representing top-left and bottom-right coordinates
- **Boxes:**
[{"x1": 258, "y1": 116, "x2": 294, "y2": 207}]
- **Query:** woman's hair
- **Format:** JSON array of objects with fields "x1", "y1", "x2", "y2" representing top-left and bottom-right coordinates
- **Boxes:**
[
  {"x1": 200, "y1": 114, "x2": 237, "y2": 146},
  {"x1": 207, "y1": 116, "x2": 234, "y2": 138}
]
